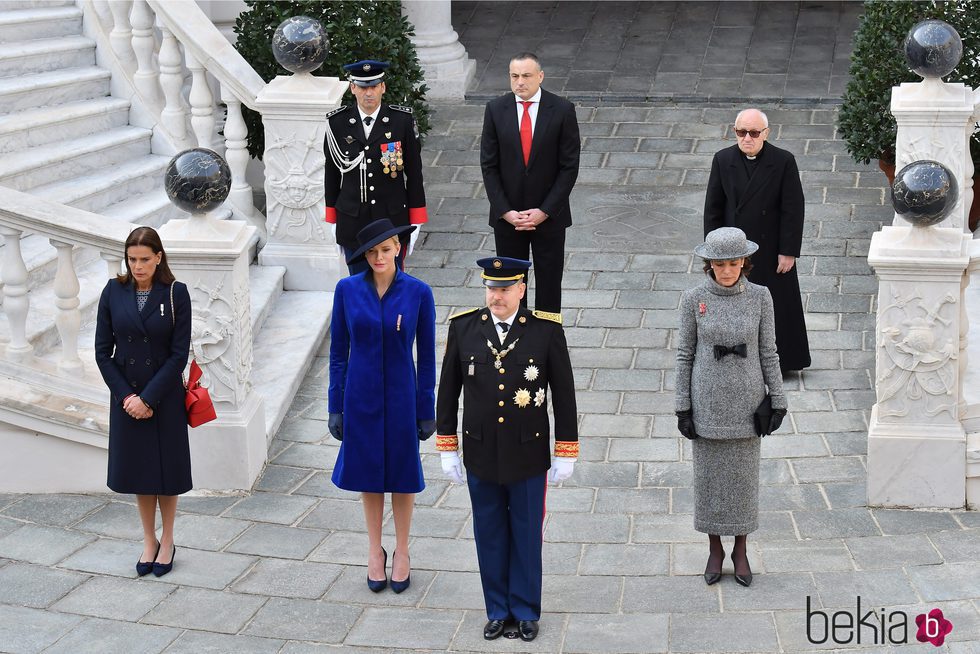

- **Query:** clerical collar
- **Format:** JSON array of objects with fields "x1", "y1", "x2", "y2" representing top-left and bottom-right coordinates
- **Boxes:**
[{"x1": 743, "y1": 143, "x2": 764, "y2": 161}]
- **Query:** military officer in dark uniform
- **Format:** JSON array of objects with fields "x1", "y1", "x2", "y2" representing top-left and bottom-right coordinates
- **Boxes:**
[
  {"x1": 324, "y1": 60, "x2": 427, "y2": 275},
  {"x1": 436, "y1": 257, "x2": 578, "y2": 643}
]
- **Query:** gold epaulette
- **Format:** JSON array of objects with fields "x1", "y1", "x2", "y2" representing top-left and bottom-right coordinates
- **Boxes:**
[
  {"x1": 325, "y1": 106, "x2": 348, "y2": 119},
  {"x1": 533, "y1": 309, "x2": 562, "y2": 324},
  {"x1": 436, "y1": 434, "x2": 459, "y2": 451},
  {"x1": 554, "y1": 441, "x2": 579, "y2": 458},
  {"x1": 449, "y1": 308, "x2": 479, "y2": 320}
]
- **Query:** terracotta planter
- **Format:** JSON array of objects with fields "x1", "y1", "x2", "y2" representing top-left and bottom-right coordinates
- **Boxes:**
[{"x1": 877, "y1": 158, "x2": 980, "y2": 231}]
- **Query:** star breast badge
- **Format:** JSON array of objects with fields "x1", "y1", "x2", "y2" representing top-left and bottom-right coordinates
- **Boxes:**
[
  {"x1": 514, "y1": 388, "x2": 531, "y2": 408},
  {"x1": 524, "y1": 364, "x2": 539, "y2": 381},
  {"x1": 534, "y1": 388, "x2": 546, "y2": 407}
]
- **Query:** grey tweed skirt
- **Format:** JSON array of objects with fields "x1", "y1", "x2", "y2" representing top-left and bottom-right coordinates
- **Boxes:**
[{"x1": 692, "y1": 437, "x2": 760, "y2": 536}]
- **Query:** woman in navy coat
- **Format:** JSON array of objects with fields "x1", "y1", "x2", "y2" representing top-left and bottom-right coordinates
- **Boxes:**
[
  {"x1": 328, "y1": 219, "x2": 436, "y2": 594},
  {"x1": 95, "y1": 226, "x2": 192, "y2": 578}
]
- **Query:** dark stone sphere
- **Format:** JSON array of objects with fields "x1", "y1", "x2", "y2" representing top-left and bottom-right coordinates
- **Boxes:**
[
  {"x1": 891, "y1": 160, "x2": 958, "y2": 227},
  {"x1": 904, "y1": 19, "x2": 962, "y2": 79},
  {"x1": 165, "y1": 148, "x2": 231, "y2": 215},
  {"x1": 272, "y1": 16, "x2": 328, "y2": 74}
]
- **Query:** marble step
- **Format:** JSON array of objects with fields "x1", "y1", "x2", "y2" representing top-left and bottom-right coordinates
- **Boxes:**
[
  {"x1": 0, "y1": 125, "x2": 151, "y2": 191},
  {"x1": 250, "y1": 289, "x2": 332, "y2": 439},
  {"x1": 101, "y1": 188, "x2": 186, "y2": 229},
  {"x1": 32, "y1": 153, "x2": 171, "y2": 213},
  {"x1": 0, "y1": 66, "x2": 110, "y2": 115},
  {"x1": 0, "y1": 34, "x2": 94, "y2": 78},
  {"x1": 0, "y1": 5, "x2": 82, "y2": 44},
  {"x1": 0, "y1": 97, "x2": 130, "y2": 154}
]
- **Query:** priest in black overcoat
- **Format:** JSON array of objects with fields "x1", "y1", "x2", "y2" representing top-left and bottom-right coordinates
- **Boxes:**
[{"x1": 703, "y1": 108, "x2": 810, "y2": 372}]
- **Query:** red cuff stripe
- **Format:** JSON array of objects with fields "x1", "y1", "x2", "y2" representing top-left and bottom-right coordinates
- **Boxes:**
[
  {"x1": 408, "y1": 207, "x2": 428, "y2": 224},
  {"x1": 325, "y1": 207, "x2": 337, "y2": 223}
]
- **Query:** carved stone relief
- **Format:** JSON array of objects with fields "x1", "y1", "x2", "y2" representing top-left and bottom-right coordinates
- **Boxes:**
[{"x1": 264, "y1": 129, "x2": 327, "y2": 244}]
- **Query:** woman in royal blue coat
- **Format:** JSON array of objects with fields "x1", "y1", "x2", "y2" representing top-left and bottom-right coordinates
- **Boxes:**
[
  {"x1": 95, "y1": 226, "x2": 192, "y2": 578},
  {"x1": 328, "y1": 219, "x2": 436, "y2": 594}
]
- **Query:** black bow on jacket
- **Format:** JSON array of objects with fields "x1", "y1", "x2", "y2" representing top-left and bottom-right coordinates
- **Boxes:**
[{"x1": 713, "y1": 343, "x2": 747, "y2": 360}]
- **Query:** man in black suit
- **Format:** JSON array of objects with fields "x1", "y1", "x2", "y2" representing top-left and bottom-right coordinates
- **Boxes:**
[
  {"x1": 324, "y1": 60, "x2": 427, "y2": 275},
  {"x1": 703, "y1": 108, "x2": 811, "y2": 372},
  {"x1": 436, "y1": 257, "x2": 578, "y2": 643},
  {"x1": 480, "y1": 53, "x2": 581, "y2": 322}
]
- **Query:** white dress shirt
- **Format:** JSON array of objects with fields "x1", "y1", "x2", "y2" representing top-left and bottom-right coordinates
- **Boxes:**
[
  {"x1": 514, "y1": 88, "x2": 542, "y2": 134},
  {"x1": 359, "y1": 106, "x2": 381, "y2": 139},
  {"x1": 494, "y1": 310, "x2": 517, "y2": 343}
]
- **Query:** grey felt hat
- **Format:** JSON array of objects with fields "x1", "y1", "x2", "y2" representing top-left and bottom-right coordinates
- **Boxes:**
[{"x1": 694, "y1": 227, "x2": 759, "y2": 260}]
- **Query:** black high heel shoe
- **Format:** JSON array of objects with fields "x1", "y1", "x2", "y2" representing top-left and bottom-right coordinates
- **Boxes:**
[
  {"x1": 731, "y1": 551, "x2": 753, "y2": 587},
  {"x1": 152, "y1": 545, "x2": 176, "y2": 577},
  {"x1": 703, "y1": 550, "x2": 724, "y2": 586},
  {"x1": 390, "y1": 550, "x2": 410, "y2": 593},
  {"x1": 367, "y1": 547, "x2": 388, "y2": 592},
  {"x1": 136, "y1": 541, "x2": 160, "y2": 577}
]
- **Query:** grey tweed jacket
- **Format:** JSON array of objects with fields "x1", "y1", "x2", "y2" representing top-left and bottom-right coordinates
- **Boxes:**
[{"x1": 675, "y1": 275, "x2": 786, "y2": 439}]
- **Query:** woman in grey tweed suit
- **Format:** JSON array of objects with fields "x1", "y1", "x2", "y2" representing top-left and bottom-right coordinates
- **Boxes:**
[{"x1": 675, "y1": 227, "x2": 787, "y2": 587}]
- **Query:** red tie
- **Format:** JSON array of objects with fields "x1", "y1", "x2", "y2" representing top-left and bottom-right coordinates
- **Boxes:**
[{"x1": 520, "y1": 101, "x2": 533, "y2": 165}]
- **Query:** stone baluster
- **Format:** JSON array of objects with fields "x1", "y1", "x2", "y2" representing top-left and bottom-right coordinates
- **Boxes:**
[
  {"x1": 220, "y1": 84, "x2": 265, "y2": 243},
  {"x1": 49, "y1": 240, "x2": 83, "y2": 373},
  {"x1": 0, "y1": 227, "x2": 33, "y2": 360},
  {"x1": 158, "y1": 25, "x2": 188, "y2": 144},
  {"x1": 130, "y1": 0, "x2": 161, "y2": 107},
  {"x1": 101, "y1": 252, "x2": 123, "y2": 280},
  {"x1": 106, "y1": 0, "x2": 136, "y2": 74},
  {"x1": 185, "y1": 51, "x2": 215, "y2": 149}
]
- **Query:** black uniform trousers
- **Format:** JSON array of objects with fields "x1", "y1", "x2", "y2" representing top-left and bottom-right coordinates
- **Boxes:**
[
  {"x1": 467, "y1": 470, "x2": 547, "y2": 622},
  {"x1": 493, "y1": 221, "x2": 566, "y2": 314}
]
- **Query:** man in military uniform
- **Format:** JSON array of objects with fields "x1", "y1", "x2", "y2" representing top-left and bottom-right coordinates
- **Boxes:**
[
  {"x1": 436, "y1": 257, "x2": 578, "y2": 643},
  {"x1": 324, "y1": 60, "x2": 427, "y2": 274}
]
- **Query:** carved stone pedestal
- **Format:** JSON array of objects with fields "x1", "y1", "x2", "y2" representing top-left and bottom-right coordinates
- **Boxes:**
[
  {"x1": 867, "y1": 225, "x2": 970, "y2": 508},
  {"x1": 158, "y1": 216, "x2": 266, "y2": 490},
  {"x1": 255, "y1": 72, "x2": 348, "y2": 290}
]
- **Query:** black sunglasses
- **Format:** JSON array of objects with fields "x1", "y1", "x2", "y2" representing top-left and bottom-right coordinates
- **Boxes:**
[{"x1": 734, "y1": 127, "x2": 768, "y2": 138}]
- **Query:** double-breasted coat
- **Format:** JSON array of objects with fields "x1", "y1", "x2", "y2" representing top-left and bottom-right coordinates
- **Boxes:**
[
  {"x1": 94, "y1": 279, "x2": 192, "y2": 495},
  {"x1": 436, "y1": 306, "x2": 578, "y2": 485},
  {"x1": 323, "y1": 103, "x2": 427, "y2": 250},
  {"x1": 703, "y1": 142, "x2": 811, "y2": 370},
  {"x1": 328, "y1": 270, "x2": 436, "y2": 493}
]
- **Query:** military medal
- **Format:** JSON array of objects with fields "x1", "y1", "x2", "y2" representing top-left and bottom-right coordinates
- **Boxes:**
[
  {"x1": 468, "y1": 355, "x2": 475, "y2": 377},
  {"x1": 385, "y1": 132, "x2": 392, "y2": 139},
  {"x1": 514, "y1": 388, "x2": 531, "y2": 408},
  {"x1": 394, "y1": 141, "x2": 404, "y2": 171},
  {"x1": 524, "y1": 365, "x2": 539, "y2": 381},
  {"x1": 534, "y1": 388, "x2": 546, "y2": 407},
  {"x1": 345, "y1": 135, "x2": 353, "y2": 144},
  {"x1": 487, "y1": 338, "x2": 519, "y2": 369}
]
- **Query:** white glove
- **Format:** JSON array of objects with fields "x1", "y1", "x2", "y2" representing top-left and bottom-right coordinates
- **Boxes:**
[
  {"x1": 408, "y1": 226, "x2": 421, "y2": 257},
  {"x1": 548, "y1": 457, "x2": 576, "y2": 483},
  {"x1": 441, "y1": 451, "x2": 465, "y2": 484},
  {"x1": 328, "y1": 222, "x2": 337, "y2": 242}
]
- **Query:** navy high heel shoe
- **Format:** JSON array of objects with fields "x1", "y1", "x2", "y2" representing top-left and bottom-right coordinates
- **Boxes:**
[
  {"x1": 367, "y1": 547, "x2": 388, "y2": 592},
  {"x1": 136, "y1": 542, "x2": 160, "y2": 577},
  {"x1": 152, "y1": 545, "x2": 176, "y2": 577},
  {"x1": 390, "y1": 550, "x2": 410, "y2": 594}
]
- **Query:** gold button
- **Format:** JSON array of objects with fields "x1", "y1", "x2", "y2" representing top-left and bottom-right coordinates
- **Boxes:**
[
  {"x1": 529, "y1": 358, "x2": 534, "y2": 363},
  {"x1": 498, "y1": 401, "x2": 504, "y2": 407},
  {"x1": 499, "y1": 368, "x2": 505, "y2": 374},
  {"x1": 498, "y1": 384, "x2": 505, "y2": 390},
  {"x1": 536, "y1": 432, "x2": 540, "y2": 437},
  {"x1": 470, "y1": 355, "x2": 474, "y2": 360},
  {"x1": 498, "y1": 417, "x2": 504, "y2": 423}
]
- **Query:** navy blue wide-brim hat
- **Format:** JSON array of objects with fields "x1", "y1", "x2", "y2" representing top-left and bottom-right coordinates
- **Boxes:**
[
  {"x1": 346, "y1": 218, "x2": 416, "y2": 264},
  {"x1": 477, "y1": 256, "x2": 531, "y2": 287},
  {"x1": 344, "y1": 60, "x2": 389, "y2": 87}
]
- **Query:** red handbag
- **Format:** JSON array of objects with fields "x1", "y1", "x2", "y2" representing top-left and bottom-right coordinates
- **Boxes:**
[
  {"x1": 171, "y1": 284, "x2": 216, "y2": 428},
  {"x1": 185, "y1": 360, "x2": 216, "y2": 428}
]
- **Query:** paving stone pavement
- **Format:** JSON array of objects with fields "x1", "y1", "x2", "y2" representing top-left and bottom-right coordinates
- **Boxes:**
[{"x1": 3, "y1": 2, "x2": 980, "y2": 653}]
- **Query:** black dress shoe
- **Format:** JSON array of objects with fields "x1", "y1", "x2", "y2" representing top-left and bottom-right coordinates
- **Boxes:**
[
  {"x1": 367, "y1": 547, "x2": 388, "y2": 593},
  {"x1": 152, "y1": 545, "x2": 176, "y2": 577},
  {"x1": 136, "y1": 542, "x2": 160, "y2": 577},
  {"x1": 732, "y1": 552, "x2": 753, "y2": 587},
  {"x1": 483, "y1": 619, "x2": 506, "y2": 640},
  {"x1": 704, "y1": 550, "x2": 724, "y2": 585},
  {"x1": 518, "y1": 620, "x2": 539, "y2": 642},
  {"x1": 390, "y1": 550, "x2": 410, "y2": 593}
]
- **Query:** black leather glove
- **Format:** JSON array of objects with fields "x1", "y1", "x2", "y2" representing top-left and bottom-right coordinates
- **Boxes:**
[
  {"x1": 676, "y1": 410, "x2": 698, "y2": 440},
  {"x1": 328, "y1": 413, "x2": 343, "y2": 442},
  {"x1": 766, "y1": 409, "x2": 786, "y2": 436},
  {"x1": 417, "y1": 419, "x2": 436, "y2": 441}
]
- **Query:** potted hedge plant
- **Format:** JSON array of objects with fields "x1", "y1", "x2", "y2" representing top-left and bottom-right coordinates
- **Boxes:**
[
  {"x1": 838, "y1": 0, "x2": 980, "y2": 229},
  {"x1": 234, "y1": 0, "x2": 431, "y2": 160}
]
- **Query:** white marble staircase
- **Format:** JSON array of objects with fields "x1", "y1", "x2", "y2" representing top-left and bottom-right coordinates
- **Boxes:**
[{"x1": 0, "y1": 1, "x2": 333, "y2": 492}]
